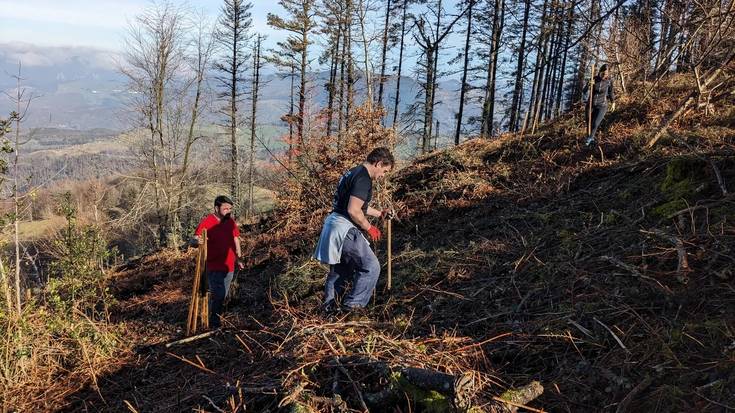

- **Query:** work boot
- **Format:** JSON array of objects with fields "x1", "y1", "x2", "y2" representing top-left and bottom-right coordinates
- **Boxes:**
[
  {"x1": 343, "y1": 306, "x2": 370, "y2": 322},
  {"x1": 321, "y1": 300, "x2": 339, "y2": 316}
]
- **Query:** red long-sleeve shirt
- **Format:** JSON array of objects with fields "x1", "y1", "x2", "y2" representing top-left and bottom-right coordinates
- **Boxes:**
[{"x1": 195, "y1": 214, "x2": 240, "y2": 272}]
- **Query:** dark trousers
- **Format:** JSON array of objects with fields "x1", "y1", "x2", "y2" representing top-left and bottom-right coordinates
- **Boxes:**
[
  {"x1": 207, "y1": 270, "x2": 234, "y2": 328},
  {"x1": 587, "y1": 104, "x2": 608, "y2": 142},
  {"x1": 324, "y1": 228, "x2": 381, "y2": 308}
]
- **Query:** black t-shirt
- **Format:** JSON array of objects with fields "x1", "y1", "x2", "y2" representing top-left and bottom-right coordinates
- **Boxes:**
[{"x1": 332, "y1": 164, "x2": 372, "y2": 223}]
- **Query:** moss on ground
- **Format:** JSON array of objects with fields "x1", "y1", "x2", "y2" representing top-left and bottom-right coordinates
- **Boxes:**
[
  {"x1": 275, "y1": 260, "x2": 325, "y2": 301},
  {"x1": 653, "y1": 158, "x2": 710, "y2": 218},
  {"x1": 389, "y1": 371, "x2": 452, "y2": 413}
]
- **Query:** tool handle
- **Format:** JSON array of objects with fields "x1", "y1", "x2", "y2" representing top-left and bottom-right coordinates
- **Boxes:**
[{"x1": 387, "y1": 219, "x2": 392, "y2": 291}]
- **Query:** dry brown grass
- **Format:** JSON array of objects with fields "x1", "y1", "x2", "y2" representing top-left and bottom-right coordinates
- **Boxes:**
[{"x1": 4, "y1": 75, "x2": 735, "y2": 412}]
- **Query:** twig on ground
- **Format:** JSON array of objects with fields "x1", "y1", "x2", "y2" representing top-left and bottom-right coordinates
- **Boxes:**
[
  {"x1": 165, "y1": 331, "x2": 215, "y2": 348},
  {"x1": 615, "y1": 375, "x2": 652, "y2": 413},
  {"x1": 594, "y1": 317, "x2": 631, "y2": 355}
]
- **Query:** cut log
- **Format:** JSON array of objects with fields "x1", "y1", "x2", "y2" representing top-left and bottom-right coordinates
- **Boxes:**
[
  {"x1": 402, "y1": 367, "x2": 474, "y2": 409},
  {"x1": 493, "y1": 381, "x2": 545, "y2": 413},
  {"x1": 363, "y1": 366, "x2": 475, "y2": 412}
]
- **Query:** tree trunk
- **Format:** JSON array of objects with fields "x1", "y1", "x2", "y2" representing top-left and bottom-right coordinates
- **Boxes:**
[
  {"x1": 338, "y1": 6, "x2": 347, "y2": 141},
  {"x1": 357, "y1": 0, "x2": 373, "y2": 105},
  {"x1": 298, "y1": 4, "x2": 309, "y2": 151},
  {"x1": 326, "y1": 24, "x2": 341, "y2": 138},
  {"x1": 532, "y1": 4, "x2": 551, "y2": 133},
  {"x1": 655, "y1": 0, "x2": 671, "y2": 74},
  {"x1": 434, "y1": 119, "x2": 440, "y2": 150},
  {"x1": 248, "y1": 36, "x2": 262, "y2": 217},
  {"x1": 392, "y1": 0, "x2": 408, "y2": 128},
  {"x1": 426, "y1": 0, "x2": 443, "y2": 150},
  {"x1": 522, "y1": 10, "x2": 546, "y2": 135},
  {"x1": 555, "y1": 0, "x2": 573, "y2": 116},
  {"x1": 481, "y1": 0, "x2": 505, "y2": 138},
  {"x1": 377, "y1": 0, "x2": 392, "y2": 113},
  {"x1": 230, "y1": 45, "x2": 240, "y2": 206},
  {"x1": 346, "y1": 0, "x2": 354, "y2": 131},
  {"x1": 178, "y1": 24, "x2": 211, "y2": 227},
  {"x1": 544, "y1": 10, "x2": 561, "y2": 121},
  {"x1": 155, "y1": 45, "x2": 166, "y2": 246},
  {"x1": 574, "y1": 1, "x2": 597, "y2": 105},
  {"x1": 289, "y1": 63, "x2": 295, "y2": 164},
  {"x1": 423, "y1": 47, "x2": 435, "y2": 153},
  {"x1": 363, "y1": 367, "x2": 475, "y2": 411},
  {"x1": 455, "y1": 0, "x2": 474, "y2": 144},
  {"x1": 487, "y1": 0, "x2": 505, "y2": 134},
  {"x1": 13, "y1": 68, "x2": 23, "y2": 314},
  {"x1": 508, "y1": 0, "x2": 531, "y2": 132}
]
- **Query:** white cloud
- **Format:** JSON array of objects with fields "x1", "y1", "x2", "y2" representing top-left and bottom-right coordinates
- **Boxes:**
[
  {"x1": 5, "y1": 51, "x2": 53, "y2": 67},
  {"x1": 0, "y1": 42, "x2": 120, "y2": 69}
]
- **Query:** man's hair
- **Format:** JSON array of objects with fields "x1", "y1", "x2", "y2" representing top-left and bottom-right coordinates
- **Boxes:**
[
  {"x1": 599, "y1": 64, "x2": 608, "y2": 74},
  {"x1": 366, "y1": 147, "x2": 395, "y2": 167},
  {"x1": 214, "y1": 195, "x2": 234, "y2": 207}
]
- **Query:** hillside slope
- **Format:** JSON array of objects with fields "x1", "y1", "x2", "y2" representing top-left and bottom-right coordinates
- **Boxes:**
[{"x1": 46, "y1": 74, "x2": 735, "y2": 412}]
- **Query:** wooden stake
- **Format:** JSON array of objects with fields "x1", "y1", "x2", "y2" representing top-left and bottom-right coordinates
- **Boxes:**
[
  {"x1": 588, "y1": 64, "x2": 596, "y2": 137},
  {"x1": 186, "y1": 235, "x2": 203, "y2": 336},
  {"x1": 202, "y1": 294, "x2": 209, "y2": 330},
  {"x1": 387, "y1": 219, "x2": 392, "y2": 291},
  {"x1": 201, "y1": 230, "x2": 209, "y2": 330},
  {"x1": 187, "y1": 229, "x2": 208, "y2": 335},
  {"x1": 191, "y1": 286, "x2": 199, "y2": 334}
]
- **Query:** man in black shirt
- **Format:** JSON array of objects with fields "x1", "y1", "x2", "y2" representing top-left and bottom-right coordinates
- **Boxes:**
[{"x1": 314, "y1": 147, "x2": 396, "y2": 311}]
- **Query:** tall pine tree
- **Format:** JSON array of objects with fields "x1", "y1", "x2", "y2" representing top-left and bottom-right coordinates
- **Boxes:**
[
  {"x1": 268, "y1": 0, "x2": 318, "y2": 155},
  {"x1": 214, "y1": 0, "x2": 253, "y2": 208}
]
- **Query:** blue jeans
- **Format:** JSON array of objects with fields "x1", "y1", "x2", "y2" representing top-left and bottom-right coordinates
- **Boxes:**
[
  {"x1": 324, "y1": 227, "x2": 381, "y2": 308},
  {"x1": 208, "y1": 270, "x2": 234, "y2": 327}
]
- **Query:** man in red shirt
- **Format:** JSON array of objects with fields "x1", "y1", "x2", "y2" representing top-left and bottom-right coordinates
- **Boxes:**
[{"x1": 194, "y1": 195, "x2": 244, "y2": 328}]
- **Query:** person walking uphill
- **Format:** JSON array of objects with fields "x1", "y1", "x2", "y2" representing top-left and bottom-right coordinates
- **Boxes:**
[
  {"x1": 583, "y1": 64, "x2": 616, "y2": 147},
  {"x1": 314, "y1": 147, "x2": 396, "y2": 315},
  {"x1": 194, "y1": 195, "x2": 244, "y2": 329}
]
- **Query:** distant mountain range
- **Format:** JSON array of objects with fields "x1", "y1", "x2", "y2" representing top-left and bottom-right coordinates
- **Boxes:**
[{"x1": 0, "y1": 43, "x2": 482, "y2": 133}]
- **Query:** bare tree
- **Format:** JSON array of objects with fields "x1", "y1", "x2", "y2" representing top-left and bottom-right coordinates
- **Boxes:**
[
  {"x1": 318, "y1": 0, "x2": 345, "y2": 137},
  {"x1": 454, "y1": 0, "x2": 474, "y2": 144},
  {"x1": 214, "y1": 0, "x2": 253, "y2": 208},
  {"x1": 355, "y1": 0, "x2": 378, "y2": 104},
  {"x1": 7, "y1": 64, "x2": 35, "y2": 314},
  {"x1": 120, "y1": 2, "x2": 212, "y2": 247},
  {"x1": 177, "y1": 12, "x2": 217, "y2": 222},
  {"x1": 0, "y1": 114, "x2": 14, "y2": 312},
  {"x1": 392, "y1": 0, "x2": 410, "y2": 128},
  {"x1": 247, "y1": 35, "x2": 265, "y2": 217},
  {"x1": 479, "y1": 0, "x2": 505, "y2": 138},
  {"x1": 413, "y1": 2, "x2": 467, "y2": 152},
  {"x1": 376, "y1": 0, "x2": 393, "y2": 114},
  {"x1": 508, "y1": 0, "x2": 533, "y2": 132}
]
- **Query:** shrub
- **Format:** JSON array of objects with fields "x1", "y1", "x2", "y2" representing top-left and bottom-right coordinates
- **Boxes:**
[{"x1": 46, "y1": 192, "x2": 116, "y2": 320}]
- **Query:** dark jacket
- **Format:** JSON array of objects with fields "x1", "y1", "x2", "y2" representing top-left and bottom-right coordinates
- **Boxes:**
[{"x1": 584, "y1": 76, "x2": 615, "y2": 107}]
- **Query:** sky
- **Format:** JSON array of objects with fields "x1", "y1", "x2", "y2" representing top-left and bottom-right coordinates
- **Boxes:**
[
  {"x1": 0, "y1": 0, "x2": 283, "y2": 51},
  {"x1": 0, "y1": 0, "x2": 470, "y2": 78}
]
